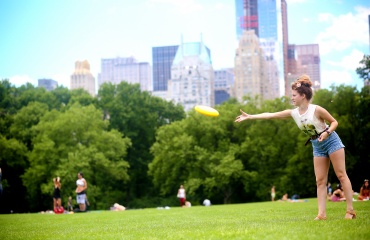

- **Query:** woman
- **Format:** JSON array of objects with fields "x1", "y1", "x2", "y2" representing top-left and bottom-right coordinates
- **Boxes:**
[
  {"x1": 75, "y1": 172, "x2": 88, "y2": 211},
  {"x1": 271, "y1": 186, "x2": 276, "y2": 201},
  {"x1": 329, "y1": 187, "x2": 346, "y2": 202},
  {"x1": 235, "y1": 74, "x2": 356, "y2": 220},
  {"x1": 53, "y1": 177, "x2": 62, "y2": 209},
  {"x1": 177, "y1": 185, "x2": 186, "y2": 207},
  {"x1": 358, "y1": 179, "x2": 370, "y2": 200}
]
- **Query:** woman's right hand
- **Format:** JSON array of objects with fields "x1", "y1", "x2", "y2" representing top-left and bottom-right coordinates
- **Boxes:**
[{"x1": 235, "y1": 109, "x2": 251, "y2": 122}]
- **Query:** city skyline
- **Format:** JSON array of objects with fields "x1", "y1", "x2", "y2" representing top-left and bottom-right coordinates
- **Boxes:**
[{"x1": 0, "y1": 0, "x2": 369, "y2": 92}]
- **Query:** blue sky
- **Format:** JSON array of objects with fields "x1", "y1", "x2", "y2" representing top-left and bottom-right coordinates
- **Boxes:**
[{"x1": 0, "y1": 0, "x2": 369, "y2": 92}]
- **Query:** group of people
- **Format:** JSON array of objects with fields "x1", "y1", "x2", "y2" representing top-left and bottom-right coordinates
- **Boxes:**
[
  {"x1": 327, "y1": 179, "x2": 370, "y2": 202},
  {"x1": 52, "y1": 171, "x2": 89, "y2": 214}
]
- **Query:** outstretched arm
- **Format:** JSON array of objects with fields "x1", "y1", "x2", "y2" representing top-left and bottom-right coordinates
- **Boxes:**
[{"x1": 235, "y1": 109, "x2": 292, "y2": 122}]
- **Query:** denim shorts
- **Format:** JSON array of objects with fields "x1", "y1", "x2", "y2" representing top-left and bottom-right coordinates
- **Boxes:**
[{"x1": 311, "y1": 131, "x2": 345, "y2": 157}]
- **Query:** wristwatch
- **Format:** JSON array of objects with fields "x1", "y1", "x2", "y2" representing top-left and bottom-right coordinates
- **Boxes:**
[{"x1": 325, "y1": 130, "x2": 332, "y2": 135}]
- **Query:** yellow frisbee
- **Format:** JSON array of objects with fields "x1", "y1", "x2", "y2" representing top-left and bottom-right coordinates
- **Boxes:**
[{"x1": 194, "y1": 105, "x2": 219, "y2": 117}]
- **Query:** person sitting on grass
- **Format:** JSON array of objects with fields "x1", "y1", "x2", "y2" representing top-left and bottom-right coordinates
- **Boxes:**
[
  {"x1": 329, "y1": 186, "x2": 346, "y2": 202},
  {"x1": 358, "y1": 179, "x2": 370, "y2": 201}
]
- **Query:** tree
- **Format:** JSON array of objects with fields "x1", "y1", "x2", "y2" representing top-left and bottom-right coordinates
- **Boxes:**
[
  {"x1": 9, "y1": 102, "x2": 49, "y2": 149},
  {"x1": 97, "y1": 82, "x2": 185, "y2": 206},
  {"x1": 0, "y1": 136, "x2": 28, "y2": 213},
  {"x1": 22, "y1": 103, "x2": 131, "y2": 211},
  {"x1": 356, "y1": 54, "x2": 370, "y2": 82},
  {"x1": 150, "y1": 102, "x2": 256, "y2": 204}
]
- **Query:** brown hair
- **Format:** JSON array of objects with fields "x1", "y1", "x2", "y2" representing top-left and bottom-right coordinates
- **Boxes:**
[{"x1": 291, "y1": 74, "x2": 313, "y2": 101}]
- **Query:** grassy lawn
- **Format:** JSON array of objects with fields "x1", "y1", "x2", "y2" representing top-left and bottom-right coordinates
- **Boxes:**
[{"x1": 0, "y1": 199, "x2": 369, "y2": 240}]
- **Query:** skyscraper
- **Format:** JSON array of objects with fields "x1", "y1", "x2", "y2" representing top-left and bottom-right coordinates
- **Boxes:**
[
  {"x1": 98, "y1": 57, "x2": 151, "y2": 92},
  {"x1": 167, "y1": 41, "x2": 214, "y2": 111},
  {"x1": 235, "y1": 0, "x2": 285, "y2": 99},
  {"x1": 233, "y1": 30, "x2": 268, "y2": 102},
  {"x1": 214, "y1": 68, "x2": 234, "y2": 105},
  {"x1": 152, "y1": 45, "x2": 179, "y2": 91},
  {"x1": 70, "y1": 60, "x2": 96, "y2": 96},
  {"x1": 235, "y1": 0, "x2": 259, "y2": 39},
  {"x1": 287, "y1": 44, "x2": 321, "y2": 90},
  {"x1": 281, "y1": 0, "x2": 289, "y2": 96},
  {"x1": 38, "y1": 78, "x2": 58, "y2": 91}
]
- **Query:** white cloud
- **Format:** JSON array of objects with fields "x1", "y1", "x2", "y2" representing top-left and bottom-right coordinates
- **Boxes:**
[
  {"x1": 315, "y1": 6, "x2": 370, "y2": 55},
  {"x1": 327, "y1": 49, "x2": 366, "y2": 71},
  {"x1": 52, "y1": 74, "x2": 70, "y2": 88},
  {"x1": 321, "y1": 69, "x2": 355, "y2": 88},
  {"x1": 9, "y1": 75, "x2": 37, "y2": 87},
  {"x1": 318, "y1": 13, "x2": 334, "y2": 22}
]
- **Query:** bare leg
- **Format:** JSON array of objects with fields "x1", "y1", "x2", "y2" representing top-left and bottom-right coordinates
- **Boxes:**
[
  {"x1": 57, "y1": 198, "x2": 62, "y2": 208},
  {"x1": 53, "y1": 198, "x2": 57, "y2": 208},
  {"x1": 79, "y1": 203, "x2": 86, "y2": 211},
  {"x1": 330, "y1": 149, "x2": 354, "y2": 218},
  {"x1": 313, "y1": 156, "x2": 330, "y2": 218}
]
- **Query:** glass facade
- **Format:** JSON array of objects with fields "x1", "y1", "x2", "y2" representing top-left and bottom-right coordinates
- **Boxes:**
[
  {"x1": 235, "y1": 0, "x2": 259, "y2": 39},
  {"x1": 173, "y1": 42, "x2": 212, "y2": 65},
  {"x1": 152, "y1": 45, "x2": 179, "y2": 91}
]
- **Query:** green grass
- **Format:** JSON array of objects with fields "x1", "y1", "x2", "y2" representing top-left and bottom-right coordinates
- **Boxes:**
[{"x1": 1, "y1": 199, "x2": 369, "y2": 240}]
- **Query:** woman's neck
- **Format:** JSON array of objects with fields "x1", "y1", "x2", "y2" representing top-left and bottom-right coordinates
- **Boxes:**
[{"x1": 298, "y1": 102, "x2": 310, "y2": 114}]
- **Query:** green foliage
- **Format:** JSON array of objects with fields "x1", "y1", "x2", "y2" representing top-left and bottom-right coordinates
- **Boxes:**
[
  {"x1": 356, "y1": 54, "x2": 370, "y2": 81},
  {"x1": 97, "y1": 82, "x2": 186, "y2": 202},
  {"x1": 150, "y1": 102, "x2": 256, "y2": 204},
  {"x1": 22, "y1": 104, "x2": 131, "y2": 211},
  {"x1": 9, "y1": 102, "x2": 49, "y2": 149},
  {"x1": 0, "y1": 78, "x2": 369, "y2": 212},
  {"x1": 0, "y1": 135, "x2": 29, "y2": 212}
]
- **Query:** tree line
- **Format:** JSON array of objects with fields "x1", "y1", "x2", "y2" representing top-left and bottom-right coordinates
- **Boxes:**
[{"x1": 0, "y1": 76, "x2": 369, "y2": 213}]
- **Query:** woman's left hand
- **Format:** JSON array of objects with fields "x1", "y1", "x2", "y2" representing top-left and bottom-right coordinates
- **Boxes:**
[{"x1": 318, "y1": 132, "x2": 329, "y2": 142}]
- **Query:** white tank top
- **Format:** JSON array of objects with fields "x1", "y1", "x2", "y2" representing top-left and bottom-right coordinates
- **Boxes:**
[
  {"x1": 178, "y1": 189, "x2": 185, "y2": 198},
  {"x1": 76, "y1": 178, "x2": 85, "y2": 186},
  {"x1": 291, "y1": 104, "x2": 328, "y2": 136}
]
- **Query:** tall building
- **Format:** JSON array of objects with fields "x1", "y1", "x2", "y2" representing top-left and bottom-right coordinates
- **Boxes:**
[
  {"x1": 287, "y1": 44, "x2": 321, "y2": 90},
  {"x1": 281, "y1": 0, "x2": 289, "y2": 96},
  {"x1": 235, "y1": 0, "x2": 285, "y2": 99},
  {"x1": 233, "y1": 30, "x2": 269, "y2": 102},
  {"x1": 167, "y1": 40, "x2": 214, "y2": 112},
  {"x1": 152, "y1": 45, "x2": 179, "y2": 91},
  {"x1": 70, "y1": 60, "x2": 96, "y2": 96},
  {"x1": 235, "y1": 0, "x2": 259, "y2": 39},
  {"x1": 98, "y1": 57, "x2": 151, "y2": 92},
  {"x1": 38, "y1": 78, "x2": 58, "y2": 91},
  {"x1": 214, "y1": 68, "x2": 234, "y2": 105},
  {"x1": 366, "y1": 15, "x2": 370, "y2": 87}
]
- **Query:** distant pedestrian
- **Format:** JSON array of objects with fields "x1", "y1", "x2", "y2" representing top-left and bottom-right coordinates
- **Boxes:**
[
  {"x1": 75, "y1": 172, "x2": 88, "y2": 211},
  {"x1": 177, "y1": 185, "x2": 186, "y2": 207},
  {"x1": 53, "y1": 177, "x2": 62, "y2": 208},
  {"x1": 67, "y1": 196, "x2": 73, "y2": 212},
  {"x1": 53, "y1": 176, "x2": 64, "y2": 214},
  {"x1": 327, "y1": 182, "x2": 332, "y2": 197},
  {"x1": 271, "y1": 186, "x2": 276, "y2": 201}
]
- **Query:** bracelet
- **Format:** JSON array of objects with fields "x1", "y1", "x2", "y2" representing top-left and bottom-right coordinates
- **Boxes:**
[{"x1": 325, "y1": 130, "x2": 331, "y2": 135}]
